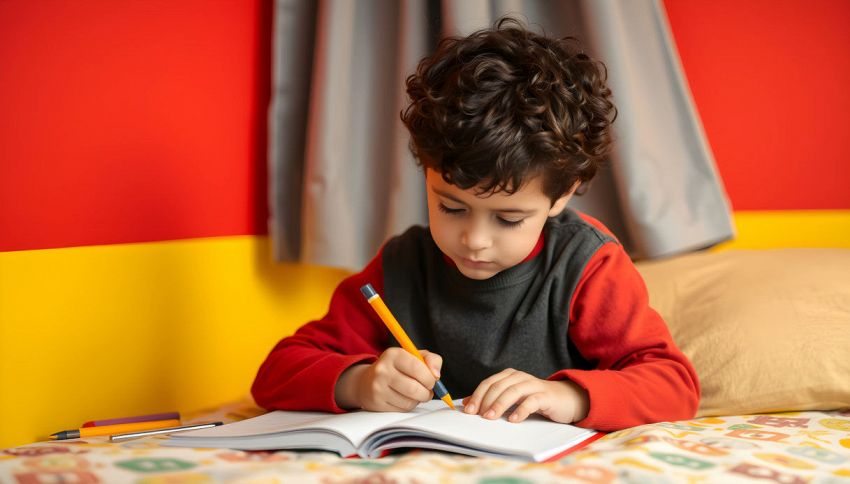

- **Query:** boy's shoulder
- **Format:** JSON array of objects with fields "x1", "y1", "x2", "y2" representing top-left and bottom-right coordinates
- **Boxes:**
[{"x1": 546, "y1": 209, "x2": 620, "y2": 246}]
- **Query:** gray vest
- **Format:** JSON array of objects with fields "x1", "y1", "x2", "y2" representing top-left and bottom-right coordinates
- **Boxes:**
[{"x1": 382, "y1": 209, "x2": 615, "y2": 397}]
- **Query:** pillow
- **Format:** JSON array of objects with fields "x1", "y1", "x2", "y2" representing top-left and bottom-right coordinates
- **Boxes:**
[{"x1": 635, "y1": 248, "x2": 850, "y2": 417}]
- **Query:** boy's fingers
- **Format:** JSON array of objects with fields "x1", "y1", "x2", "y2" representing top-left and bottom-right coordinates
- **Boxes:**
[
  {"x1": 509, "y1": 394, "x2": 544, "y2": 423},
  {"x1": 464, "y1": 383, "x2": 489, "y2": 414},
  {"x1": 419, "y1": 349, "x2": 443, "y2": 377},
  {"x1": 484, "y1": 379, "x2": 538, "y2": 419},
  {"x1": 464, "y1": 369, "x2": 513, "y2": 415},
  {"x1": 385, "y1": 363, "x2": 429, "y2": 399},
  {"x1": 389, "y1": 373, "x2": 433, "y2": 402},
  {"x1": 478, "y1": 370, "x2": 524, "y2": 416},
  {"x1": 463, "y1": 394, "x2": 479, "y2": 414},
  {"x1": 393, "y1": 351, "x2": 437, "y2": 389},
  {"x1": 384, "y1": 387, "x2": 421, "y2": 411}
]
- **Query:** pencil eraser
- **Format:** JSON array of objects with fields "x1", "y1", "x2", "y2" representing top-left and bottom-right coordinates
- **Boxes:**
[{"x1": 360, "y1": 284, "x2": 377, "y2": 300}]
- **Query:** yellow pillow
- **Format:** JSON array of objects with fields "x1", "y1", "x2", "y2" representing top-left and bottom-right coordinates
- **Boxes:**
[{"x1": 636, "y1": 249, "x2": 850, "y2": 416}]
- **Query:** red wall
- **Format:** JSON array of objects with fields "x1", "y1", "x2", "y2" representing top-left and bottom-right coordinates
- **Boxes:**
[
  {"x1": 2, "y1": 1, "x2": 847, "y2": 253},
  {"x1": 0, "y1": 1, "x2": 271, "y2": 252},
  {"x1": 664, "y1": 0, "x2": 850, "y2": 210}
]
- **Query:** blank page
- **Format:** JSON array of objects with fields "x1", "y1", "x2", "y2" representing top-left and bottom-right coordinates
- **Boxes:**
[{"x1": 376, "y1": 404, "x2": 594, "y2": 460}]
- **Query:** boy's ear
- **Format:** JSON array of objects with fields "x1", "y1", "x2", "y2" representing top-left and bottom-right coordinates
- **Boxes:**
[{"x1": 547, "y1": 182, "x2": 580, "y2": 217}]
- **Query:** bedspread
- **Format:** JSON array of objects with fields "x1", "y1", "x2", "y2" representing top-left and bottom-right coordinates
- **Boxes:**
[{"x1": 3, "y1": 400, "x2": 849, "y2": 483}]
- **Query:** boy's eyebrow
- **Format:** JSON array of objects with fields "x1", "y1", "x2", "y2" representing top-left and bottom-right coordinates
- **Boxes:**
[{"x1": 431, "y1": 187, "x2": 536, "y2": 215}]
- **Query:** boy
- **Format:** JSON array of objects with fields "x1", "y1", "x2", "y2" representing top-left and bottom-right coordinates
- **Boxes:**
[{"x1": 252, "y1": 18, "x2": 699, "y2": 431}]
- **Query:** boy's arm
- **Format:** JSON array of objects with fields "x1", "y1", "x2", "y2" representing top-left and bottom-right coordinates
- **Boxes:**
[
  {"x1": 550, "y1": 242, "x2": 701, "y2": 431},
  {"x1": 251, "y1": 253, "x2": 390, "y2": 413}
]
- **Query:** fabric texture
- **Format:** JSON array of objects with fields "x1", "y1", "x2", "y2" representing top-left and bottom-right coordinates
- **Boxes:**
[
  {"x1": 252, "y1": 211, "x2": 700, "y2": 431},
  {"x1": 578, "y1": 0, "x2": 735, "y2": 258},
  {"x1": 269, "y1": 0, "x2": 734, "y2": 270},
  {"x1": 4, "y1": 399, "x2": 850, "y2": 482},
  {"x1": 636, "y1": 248, "x2": 850, "y2": 417}
]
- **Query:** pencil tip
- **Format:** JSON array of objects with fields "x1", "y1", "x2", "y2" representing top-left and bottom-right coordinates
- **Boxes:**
[{"x1": 441, "y1": 394, "x2": 456, "y2": 410}]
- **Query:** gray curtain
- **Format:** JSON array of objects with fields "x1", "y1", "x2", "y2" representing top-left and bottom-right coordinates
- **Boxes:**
[{"x1": 269, "y1": 0, "x2": 734, "y2": 270}]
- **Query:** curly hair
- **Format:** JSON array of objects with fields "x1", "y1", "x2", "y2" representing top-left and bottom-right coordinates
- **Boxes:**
[{"x1": 400, "y1": 17, "x2": 617, "y2": 201}]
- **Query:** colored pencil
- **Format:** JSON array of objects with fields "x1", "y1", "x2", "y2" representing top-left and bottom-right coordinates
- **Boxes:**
[
  {"x1": 360, "y1": 283, "x2": 455, "y2": 410},
  {"x1": 51, "y1": 419, "x2": 181, "y2": 440}
]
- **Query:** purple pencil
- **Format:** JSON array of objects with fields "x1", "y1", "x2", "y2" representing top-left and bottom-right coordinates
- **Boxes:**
[{"x1": 81, "y1": 412, "x2": 180, "y2": 428}]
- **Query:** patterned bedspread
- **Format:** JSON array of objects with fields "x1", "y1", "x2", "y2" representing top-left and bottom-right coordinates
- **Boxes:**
[{"x1": 3, "y1": 400, "x2": 849, "y2": 483}]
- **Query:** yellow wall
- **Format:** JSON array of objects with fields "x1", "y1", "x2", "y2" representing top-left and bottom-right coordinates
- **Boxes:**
[
  {"x1": 2, "y1": 210, "x2": 847, "y2": 449},
  {"x1": 0, "y1": 236, "x2": 349, "y2": 448},
  {"x1": 714, "y1": 210, "x2": 850, "y2": 250}
]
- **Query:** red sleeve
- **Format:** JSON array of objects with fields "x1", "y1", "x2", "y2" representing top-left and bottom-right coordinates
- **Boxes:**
[
  {"x1": 251, "y1": 252, "x2": 391, "y2": 413},
  {"x1": 548, "y1": 242, "x2": 700, "y2": 431}
]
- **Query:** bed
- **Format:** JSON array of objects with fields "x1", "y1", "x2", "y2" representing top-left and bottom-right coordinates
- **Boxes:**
[
  {"x1": 2, "y1": 401, "x2": 849, "y2": 482},
  {"x1": 2, "y1": 248, "x2": 849, "y2": 482}
]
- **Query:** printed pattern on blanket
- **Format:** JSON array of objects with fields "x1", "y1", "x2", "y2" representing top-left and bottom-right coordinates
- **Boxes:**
[{"x1": 2, "y1": 401, "x2": 849, "y2": 483}]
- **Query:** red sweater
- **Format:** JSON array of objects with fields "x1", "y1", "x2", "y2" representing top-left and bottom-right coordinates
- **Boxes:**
[{"x1": 252, "y1": 217, "x2": 700, "y2": 431}]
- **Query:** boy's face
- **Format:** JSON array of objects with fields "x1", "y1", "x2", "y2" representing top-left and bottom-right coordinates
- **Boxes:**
[{"x1": 426, "y1": 169, "x2": 573, "y2": 280}]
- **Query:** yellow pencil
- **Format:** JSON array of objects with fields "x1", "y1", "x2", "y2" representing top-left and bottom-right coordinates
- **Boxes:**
[
  {"x1": 360, "y1": 283, "x2": 455, "y2": 410},
  {"x1": 50, "y1": 419, "x2": 181, "y2": 440}
]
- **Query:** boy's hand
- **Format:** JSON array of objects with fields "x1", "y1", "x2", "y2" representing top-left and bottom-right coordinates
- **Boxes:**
[
  {"x1": 335, "y1": 348, "x2": 443, "y2": 412},
  {"x1": 462, "y1": 369, "x2": 589, "y2": 424}
]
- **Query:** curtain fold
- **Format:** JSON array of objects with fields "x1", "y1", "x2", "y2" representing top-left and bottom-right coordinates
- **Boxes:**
[
  {"x1": 270, "y1": 0, "x2": 734, "y2": 270},
  {"x1": 580, "y1": 0, "x2": 735, "y2": 258}
]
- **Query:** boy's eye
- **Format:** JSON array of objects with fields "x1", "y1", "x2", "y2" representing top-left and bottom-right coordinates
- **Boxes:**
[
  {"x1": 438, "y1": 203, "x2": 465, "y2": 215},
  {"x1": 497, "y1": 217, "x2": 525, "y2": 228}
]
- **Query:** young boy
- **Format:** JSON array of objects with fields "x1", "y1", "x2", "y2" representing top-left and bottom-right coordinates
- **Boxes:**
[{"x1": 252, "y1": 18, "x2": 699, "y2": 431}]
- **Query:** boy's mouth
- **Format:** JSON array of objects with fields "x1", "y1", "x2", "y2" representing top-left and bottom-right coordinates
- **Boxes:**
[{"x1": 459, "y1": 257, "x2": 494, "y2": 269}]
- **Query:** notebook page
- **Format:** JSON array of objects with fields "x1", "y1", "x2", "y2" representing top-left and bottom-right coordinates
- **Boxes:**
[
  {"x1": 172, "y1": 411, "x2": 330, "y2": 438},
  {"x1": 171, "y1": 400, "x2": 447, "y2": 447},
  {"x1": 299, "y1": 405, "x2": 437, "y2": 446},
  {"x1": 368, "y1": 404, "x2": 595, "y2": 460}
]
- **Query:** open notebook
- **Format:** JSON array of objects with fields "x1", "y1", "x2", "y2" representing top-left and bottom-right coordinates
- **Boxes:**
[{"x1": 166, "y1": 400, "x2": 601, "y2": 462}]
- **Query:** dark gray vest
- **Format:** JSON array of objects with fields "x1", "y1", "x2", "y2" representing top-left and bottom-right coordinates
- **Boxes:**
[{"x1": 382, "y1": 209, "x2": 615, "y2": 397}]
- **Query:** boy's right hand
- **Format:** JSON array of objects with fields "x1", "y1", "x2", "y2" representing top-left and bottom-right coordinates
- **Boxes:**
[{"x1": 335, "y1": 348, "x2": 442, "y2": 412}]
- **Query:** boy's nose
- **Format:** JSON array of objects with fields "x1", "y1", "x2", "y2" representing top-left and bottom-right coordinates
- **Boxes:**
[{"x1": 461, "y1": 223, "x2": 492, "y2": 252}]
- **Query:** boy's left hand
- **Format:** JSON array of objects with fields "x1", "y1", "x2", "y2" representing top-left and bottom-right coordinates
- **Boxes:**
[{"x1": 462, "y1": 368, "x2": 589, "y2": 424}]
